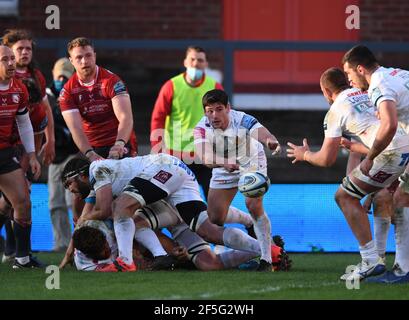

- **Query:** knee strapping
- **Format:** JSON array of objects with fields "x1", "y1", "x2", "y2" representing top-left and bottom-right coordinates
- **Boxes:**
[
  {"x1": 341, "y1": 176, "x2": 368, "y2": 200},
  {"x1": 189, "y1": 211, "x2": 208, "y2": 233}
]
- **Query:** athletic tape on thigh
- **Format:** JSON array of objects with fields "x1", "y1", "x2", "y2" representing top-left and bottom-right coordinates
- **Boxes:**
[
  {"x1": 172, "y1": 223, "x2": 210, "y2": 262},
  {"x1": 341, "y1": 176, "x2": 368, "y2": 199},
  {"x1": 189, "y1": 211, "x2": 208, "y2": 232},
  {"x1": 134, "y1": 207, "x2": 159, "y2": 230}
]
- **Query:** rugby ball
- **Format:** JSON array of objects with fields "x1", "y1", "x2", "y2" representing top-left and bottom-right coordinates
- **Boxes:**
[{"x1": 238, "y1": 172, "x2": 270, "y2": 198}]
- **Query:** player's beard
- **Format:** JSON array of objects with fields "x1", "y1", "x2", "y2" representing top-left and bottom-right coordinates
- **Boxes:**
[
  {"x1": 356, "y1": 74, "x2": 369, "y2": 91},
  {"x1": 80, "y1": 65, "x2": 96, "y2": 79},
  {"x1": 77, "y1": 180, "x2": 91, "y2": 199}
]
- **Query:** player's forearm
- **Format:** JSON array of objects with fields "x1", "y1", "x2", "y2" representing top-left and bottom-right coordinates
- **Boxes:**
[
  {"x1": 16, "y1": 112, "x2": 35, "y2": 153},
  {"x1": 253, "y1": 127, "x2": 278, "y2": 148},
  {"x1": 43, "y1": 101, "x2": 55, "y2": 143},
  {"x1": 72, "y1": 132, "x2": 93, "y2": 155},
  {"x1": 84, "y1": 207, "x2": 111, "y2": 221},
  {"x1": 115, "y1": 117, "x2": 133, "y2": 144},
  {"x1": 304, "y1": 150, "x2": 336, "y2": 167},
  {"x1": 349, "y1": 142, "x2": 369, "y2": 155}
]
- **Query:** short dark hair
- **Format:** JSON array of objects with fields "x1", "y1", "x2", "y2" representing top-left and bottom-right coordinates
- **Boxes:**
[
  {"x1": 61, "y1": 157, "x2": 90, "y2": 185},
  {"x1": 67, "y1": 37, "x2": 94, "y2": 53},
  {"x1": 342, "y1": 45, "x2": 378, "y2": 69},
  {"x1": 72, "y1": 226, "x2": 106, "y2": 260},
  {"x1": 186, "y1": 45, "x2": 206, "y2": 56},
  {"x1": 202, "y1": 89, "x2": 229, "y2": 108},
  {"x1": 320, "y1": 67, "x2": 350, "y2": 94}
]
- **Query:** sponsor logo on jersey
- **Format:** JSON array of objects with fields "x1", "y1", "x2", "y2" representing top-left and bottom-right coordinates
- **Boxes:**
[
  {"x1": 153, "y1": 170, "x2": 173, "y2": 184},
  {"x1": 371, "y1": 87, "x2": 383, "y2": 106},
  {"x1": 113, "y1": 81, "x2": 126, "y2": 95},
  {"x1": 12, "y1": 94, "x2": 19, "y2": 104},
  {"x1": 241, "y1": 114, "x2": 258, "y2": 130}
]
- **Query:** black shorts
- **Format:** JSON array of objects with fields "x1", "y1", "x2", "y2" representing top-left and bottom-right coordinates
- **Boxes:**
[
  {"x1": 122, "y1": 177, "x2": 168, "y2": 205},
  {"x1": 0, "y1": 147, "x2": 21, "y2": 175}
]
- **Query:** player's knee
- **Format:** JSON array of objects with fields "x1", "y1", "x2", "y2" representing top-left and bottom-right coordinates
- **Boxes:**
[
  {"x1": 208, "y1": 213, "x2": 225, "y2": 226},
  {"x1": 14, "y1": 216, "x2": 32, "y2": 227},
  {"x1": 393, "y1": 190, "x2": 409, "y2": 208},
  {"x1": 133, "y1": 214, "x2": 151, "y2": 229},
  {"x1": 13, "y1": 197, "x2": 31, "y2": 216},
  {"x1": 245, "y1": 197, "x2": 262, "y2": 214},
  {"x1": 335, "y1": 187, "x2": 347, "y2": 206},
  {"x1": 195, "y1": 249, "x2": 223, "y2": 271},
  {"x1": 374, "y1": 189, "x2": 392, "y2": 206},
  {"x1": 111, "y1": 199, "x2": 127, "y2": 219}
]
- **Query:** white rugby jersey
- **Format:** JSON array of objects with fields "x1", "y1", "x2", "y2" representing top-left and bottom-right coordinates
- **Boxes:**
[
  {"x1": 324, "y1": 87, "x2": 408, "y2": 150},
  {"x1": 194, "y1": 109, "x2": 265, "y2": 168},
  {"x1": 89, "y1": 154, "x2": 185, "y2": 196},
  {"x1": 74, "y1": 219, "x2": 118, "y2": 271},
  {"x1": 368, "y1": 66, "x2": 409, "y2": 133}
]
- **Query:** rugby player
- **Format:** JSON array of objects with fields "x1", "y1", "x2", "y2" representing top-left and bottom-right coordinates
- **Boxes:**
[
  {"x1": 342, "y1": 45, "x2": 409, "y2": 283},
  {"x1": 61, "y1": 155, "x2": 269, "y2": 272},
  {"x1": 194, "y1": 89, "x2": 282, "y2": 271},
  {"x1": 287, "y1": 67, "x2": 409, "y2": 281},
  {"x1": 0, "y1": 45, "x2": 42, "y2": 268}
]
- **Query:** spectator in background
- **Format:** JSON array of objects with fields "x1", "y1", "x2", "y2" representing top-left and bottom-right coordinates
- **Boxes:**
[
  {"x1": 46, "y1": 57, "x2": 77, "y2": 252},
  {"x1": 150, "y1": 46, "x2": 223, "y2": 199}
]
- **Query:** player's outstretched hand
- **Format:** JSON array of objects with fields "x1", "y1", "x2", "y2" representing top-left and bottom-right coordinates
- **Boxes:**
[
  {"x1": 267, "y1": 139, "x2": 281, "y2": 156},
  {"x1": 286, "y1": 138, "x2": 310, "y2": 164}
]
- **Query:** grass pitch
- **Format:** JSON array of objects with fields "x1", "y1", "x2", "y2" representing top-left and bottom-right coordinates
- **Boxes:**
[{"x1": 0, "y1": 252, "x2": 408, "y2": 300}]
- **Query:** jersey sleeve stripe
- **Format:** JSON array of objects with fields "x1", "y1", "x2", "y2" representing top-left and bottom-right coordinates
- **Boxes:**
[{"x1": 16, "y1": 107, "x2": 28, "y2": 115}]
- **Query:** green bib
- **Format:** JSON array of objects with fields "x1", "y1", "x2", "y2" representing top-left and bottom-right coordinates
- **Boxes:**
[{"x1": 165, "y1": 74, "x2": 216, "y2": 152}]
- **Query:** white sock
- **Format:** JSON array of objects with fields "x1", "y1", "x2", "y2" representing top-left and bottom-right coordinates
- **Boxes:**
[
  {"x1": 218, "y1": 250, "x2": 258, "y2": 268},
  {"x1": 359, "y1": 240, "x2": 379, "y2": 265},
  {"x1": 114, "y1": 218, "x2": 135, "y2": 265},
  {"x1": 252, "y1": 213, "x2": 272, "y2": 263},
  {"x1": 393, "y1": 207, "x2": 409, "y2": 273},
  {"x1": 222, "y1": 228, "x2": 260, "y2": 254},
  {"x1": 225, "y1": 206, "x2": 253, "y2": 228},
  {"x1": 16, "y1": 256, "x2": 30, "y2": 265},
  {"x1": 373, "y1": 216, "x2": 391, "y2": 258},
  {"x1": 134, "y1": 227, "x2": 167, "y2": 257}
]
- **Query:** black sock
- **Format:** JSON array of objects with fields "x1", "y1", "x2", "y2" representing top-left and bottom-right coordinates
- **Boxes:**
[
  {"x1": 13, "y1": 221, "x2": 31, "y2": 258},
  {"x1": 4, "y1": 219, "x2": 16, "y2": 256}
]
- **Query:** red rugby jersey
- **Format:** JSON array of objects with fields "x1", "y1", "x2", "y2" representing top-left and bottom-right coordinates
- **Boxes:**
[
  {"x1": 59, "y1": 66, "x2": 130, "y2": 147},
  {"x1": 0, "y1": 78, "x2": 29, "y2": 149}
]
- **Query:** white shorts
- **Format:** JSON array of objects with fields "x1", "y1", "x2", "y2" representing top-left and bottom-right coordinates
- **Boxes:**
[
  {"x1": 210, "y1": 152, "x2": 267, "y2": 189},
  {"x1": 349, "y1": 146, "x2": 409, "y2": 189},
  {"x1": 131, "y1": 154, "x2": 203, "y2": 206}
]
